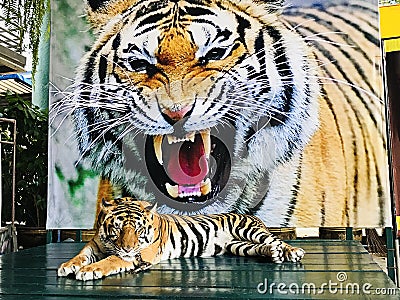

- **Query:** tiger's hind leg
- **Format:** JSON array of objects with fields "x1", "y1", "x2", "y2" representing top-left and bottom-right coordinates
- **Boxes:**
[
  {"x1": 225, "y1": 240, "x2": 305, "y2": 263},
  {"x1": 229, "y1": 216, "x2": 305, "y2": 263}
]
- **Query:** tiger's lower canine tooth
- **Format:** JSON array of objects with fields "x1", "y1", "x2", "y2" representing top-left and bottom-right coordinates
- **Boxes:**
[
  {"x1": 153, "y1": 135, "x2": 163, "y2": 165},
  {"x1": 200, "y1": 129, "x2": 211, "y2": 158},
  {"x1": 187, "y1": 132, "x2": 195, "y2": 142},
  {"x1": 200, "y1": 178, "x2": 211, "y2": 195},
  {"x1": 166, "y1": 183, "x2": 178, "y2": 198}
]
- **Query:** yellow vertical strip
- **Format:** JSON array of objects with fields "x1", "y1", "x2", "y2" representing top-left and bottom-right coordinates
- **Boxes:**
[
  {"x1": 397, "y1": 216, "x2": 400, "y2": 232},
  {"x1": 384, "y1": 38, "x2": 400, "y2": 52},
  {"x1": 380, "y1": 5, "x2": 400, "y2": 39}
]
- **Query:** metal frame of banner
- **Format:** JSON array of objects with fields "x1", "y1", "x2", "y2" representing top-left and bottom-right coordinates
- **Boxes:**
[
  {"x1": 0, "y1": 118, "x2": 18, "y2": 254},
  {"x1": 0, "y1": 118, "x2": 17, "y2": 226},
  {"x1": 380, "y1": 3, "x2": 400, "y2": 285}
]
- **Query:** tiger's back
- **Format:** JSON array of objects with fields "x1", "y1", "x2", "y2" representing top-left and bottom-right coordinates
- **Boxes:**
[{"x1": 155, "y1": 212, "x2": 273, "y2": 260}]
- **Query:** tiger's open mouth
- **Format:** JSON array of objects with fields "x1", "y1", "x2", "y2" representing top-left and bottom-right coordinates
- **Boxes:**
[{"x1": 145, "y1": 129, "x2": 231, "y2": 204}]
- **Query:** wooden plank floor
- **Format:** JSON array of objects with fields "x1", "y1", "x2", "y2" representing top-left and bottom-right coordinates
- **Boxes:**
[{"x1": 0, "y1": 240, "x2": 398, "y2": 299}]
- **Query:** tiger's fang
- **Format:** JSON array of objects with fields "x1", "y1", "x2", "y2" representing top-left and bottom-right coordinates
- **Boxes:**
[
  {"x1": 153, "y1": 135, "x2": 163, "y2": 165},
  {"x1": 200, "y1": 129, "x2": 211, "y2": 159},
  {"x1": 165, "y1": 183, "x2": 179, "y2": 198}
]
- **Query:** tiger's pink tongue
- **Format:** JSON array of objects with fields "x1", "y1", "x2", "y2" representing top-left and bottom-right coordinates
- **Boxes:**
[{"x1": 166, "y1": 135, "x2": 208, "y2": 185}]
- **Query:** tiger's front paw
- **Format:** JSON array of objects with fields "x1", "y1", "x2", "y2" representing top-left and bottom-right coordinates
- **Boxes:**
[
  {"x1": 76, "y1": 265, "x2": 105, "y2": 281},
  {"x1": 58, "y1": 258, "x2": 87, "y2": 277}
]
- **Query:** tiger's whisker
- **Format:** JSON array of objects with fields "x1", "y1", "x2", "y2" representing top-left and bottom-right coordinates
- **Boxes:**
[
  {"x1": 75, "y1": 117, "x2": 131, "y2": 166},
  {"x1": 311, "y1": 76, "x2": 382, "y2": 103}
]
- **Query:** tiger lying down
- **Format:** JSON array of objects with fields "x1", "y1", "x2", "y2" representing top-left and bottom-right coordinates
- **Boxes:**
[{"x1": 57, "y1": 198, "x2": 304, "y2": 281}]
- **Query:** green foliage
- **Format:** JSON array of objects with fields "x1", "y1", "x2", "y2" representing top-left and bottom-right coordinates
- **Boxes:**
[
  {"x1": 55, "y1": 164, "x2": 97, "y2": 206},
  {"x1": 1, "y1": 0, "x2": 50, "y2": 77},
  {"x1": 0, "y1": 93, "x2": 48, "y2": 227}
]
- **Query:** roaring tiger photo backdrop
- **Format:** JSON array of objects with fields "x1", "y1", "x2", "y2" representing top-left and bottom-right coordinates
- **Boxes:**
[{"x1": 48, "y1": 0, "x2": 391, "y2": 229}]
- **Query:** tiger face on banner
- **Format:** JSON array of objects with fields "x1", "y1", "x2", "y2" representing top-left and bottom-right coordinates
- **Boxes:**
[{"x1": 49, "y1": 0, "x2": 390, "y2": 228}]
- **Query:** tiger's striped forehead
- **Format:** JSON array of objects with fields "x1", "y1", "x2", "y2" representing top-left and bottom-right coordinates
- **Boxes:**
[
  {"x1": 116, "y1": 1, "x2": 247, "y2": 66},
  {"x1": 104, "y1": 201, "x2": 149, "y2": 226}
]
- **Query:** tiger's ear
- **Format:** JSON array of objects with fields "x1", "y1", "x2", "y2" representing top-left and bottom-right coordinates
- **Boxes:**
[
  {"x1": 86, "y1": 0, "x2": 138, "y2": 30},
  {"x1": 95, "y1": 198, "x2": 115, "y2": 227},
  {"x1": 145, "y1": 203, "x2": 157, "y2": 221},
  {"x1": 138, "y1": 201, "x2": 158, "y2": 214},
  {"x1": 148, "y1": 203, "x2": 158, "y2": 214},
  {"x1": 100, "y1": 198, "x2": 116, "y2": 212}
]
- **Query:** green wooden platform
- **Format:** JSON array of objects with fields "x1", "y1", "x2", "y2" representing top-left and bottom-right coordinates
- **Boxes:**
[{"x1": 0, "y1": 240, "x2": 398, "y2": 299}]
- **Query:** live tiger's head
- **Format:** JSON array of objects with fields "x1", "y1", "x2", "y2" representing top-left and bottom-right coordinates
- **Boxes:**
[
  {"x1": 73, "y1": 0, "x2": 320, "y2": 213},
  {"x1": 97, "y1": 198, "x2": 157, "y2": 261}
]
